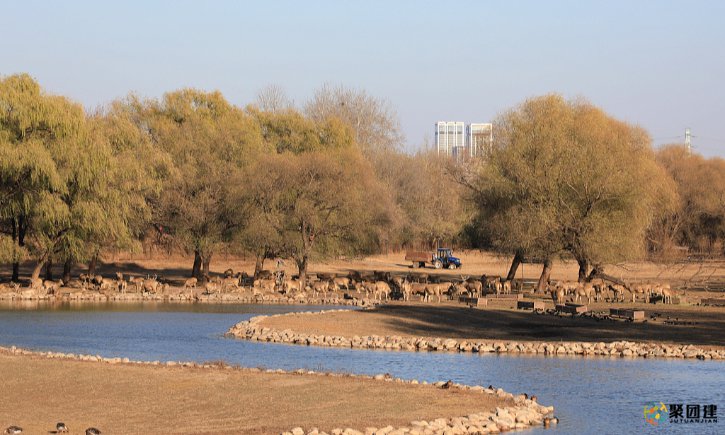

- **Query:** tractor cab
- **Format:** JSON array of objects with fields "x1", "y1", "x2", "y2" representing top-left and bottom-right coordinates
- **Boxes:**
[{"x1": 433, "y1": 248, "x2": 462, "y2": 269}]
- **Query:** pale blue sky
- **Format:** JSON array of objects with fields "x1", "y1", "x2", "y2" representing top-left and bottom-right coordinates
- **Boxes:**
[{"x1": 2, "y1": 1, "x2": 724, "y2": 157}]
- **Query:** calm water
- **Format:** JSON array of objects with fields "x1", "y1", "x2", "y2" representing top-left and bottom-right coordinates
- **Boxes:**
[{"x1": 0, "y1": 302, "x2": 722, "y2": 435}]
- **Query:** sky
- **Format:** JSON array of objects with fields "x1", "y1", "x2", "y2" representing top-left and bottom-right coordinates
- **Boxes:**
[{"x1": 1, "y1": 0, "x2": 724, "y2": 157}]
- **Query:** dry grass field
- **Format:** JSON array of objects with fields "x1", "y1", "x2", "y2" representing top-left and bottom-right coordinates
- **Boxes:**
[{"x1": 0, "y1": 352, "x2": 511, "y2": 435}]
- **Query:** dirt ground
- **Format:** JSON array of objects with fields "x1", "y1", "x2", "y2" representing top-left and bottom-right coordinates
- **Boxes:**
[
  {"x1": 0, "y1": 352, "x2": 510, "y2": 435},
  {"x1": 4, "y1": 251, "x2": 725, "y2": 295},
  {"x1": 261, "y1": 302, "x2": 725, "y2": 348}
]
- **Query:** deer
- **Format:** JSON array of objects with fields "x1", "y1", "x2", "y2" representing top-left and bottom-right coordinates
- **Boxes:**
[
  {"x1": 462, "y1": 275, "x2": 483, "y2": 297},
  {"x1": 373, "y1": 281, "x2": 391, "y2": 301}
]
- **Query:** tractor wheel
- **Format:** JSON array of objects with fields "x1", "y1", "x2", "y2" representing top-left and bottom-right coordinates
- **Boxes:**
[
  {"x1": 434, "y1": 261, "x2": 442, "y2": 269},
  {"x1": 448, "y1": 263, "x2": 457, "y2": 270}
]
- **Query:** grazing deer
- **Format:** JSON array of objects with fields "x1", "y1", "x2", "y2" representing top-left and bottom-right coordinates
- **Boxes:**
[{"x1": 549, "y1": 286, "x2": 565, "y2": 304}]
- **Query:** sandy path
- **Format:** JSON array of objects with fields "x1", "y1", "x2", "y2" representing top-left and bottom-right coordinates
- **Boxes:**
[{"x1": 0, "y1": 353, "x2": 511, "y2": 435}]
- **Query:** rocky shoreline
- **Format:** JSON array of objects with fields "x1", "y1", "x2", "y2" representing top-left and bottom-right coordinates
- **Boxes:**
[
  {"x1": 227, "y1": 309, "x2": 725, "y2": 360},
  {"x1": 0, "y1": 345, "x2": 554, "y2": 434},
  {"x1": 0, "y1": 290, "x2": 374, "y2": 306}
]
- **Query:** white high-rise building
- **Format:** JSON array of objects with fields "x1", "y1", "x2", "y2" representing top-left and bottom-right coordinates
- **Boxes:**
[
  {"x1": 435, "y1": 121, "x2": 492, "y2": 158},
  {"x1": 435, "y1": 121, "x2": 465, "y2": 156},
  {"x1": 468, "y1": 123, "x2": 493, "y2": 157}
]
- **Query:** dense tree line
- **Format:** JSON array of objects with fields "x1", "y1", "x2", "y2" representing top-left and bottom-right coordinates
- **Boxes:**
[
  {"x1": 1, "y1": 75, "x2": 723, "y2": 284},
  {"x1": 0, "y1": 75, "x2": 459, "y2": 282},
  {"x1": 650, "y1": 145, "x2": 725, "y2": 258}
]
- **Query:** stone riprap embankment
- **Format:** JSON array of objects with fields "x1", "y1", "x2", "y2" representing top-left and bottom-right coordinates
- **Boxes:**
[
  {"x1": 227, "y1": 310, "x2": 725, "y2": 360},
  {"x1": 0, "y1": 289, "x2": 374, "y2": 306},
  {"x1": 281, "y1": 400, "x2": 554, "y2": 435},
  {"x1": 0, "y1": 345, "x2": 554, "y2": 434}
]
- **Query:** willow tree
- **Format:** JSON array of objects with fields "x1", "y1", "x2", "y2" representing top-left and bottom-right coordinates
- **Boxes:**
[
  {"x1": 236, "y1": 148, "x2": 393, "y2": 281},
  {"x1": 0, "y1": 74, "x2": 137, "y2": 281},
  {"x1": 236, "y1": 107, "x2": 357, "y2": 274},
  {"x1": 248, "y1": 106, "x2": 355, "y2": 154},
  {"x1": 141, "y1": 89, "x2": 265, "y2": 280},
  {"x1": 76, "y1": 100, "x2": 173, "y2": 278},
  {"x1": 1, "y1": 75, "x2": 78, "y2": 279},
  {"x1": 469, "y1": 95, "x2": 676, "y2": 286}
]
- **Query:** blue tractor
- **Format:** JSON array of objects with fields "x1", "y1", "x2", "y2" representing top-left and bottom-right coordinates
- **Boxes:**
[
  {"x1": 405, "y1": 248, "x2": 462, "y2": 269},
  {"x1": 433, "y1": 248, "x2": 462, "y2": 269}
]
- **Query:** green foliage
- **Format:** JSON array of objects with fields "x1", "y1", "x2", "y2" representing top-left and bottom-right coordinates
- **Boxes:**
[
  {"x1": 138, "y1": 89, "x2": 266, "y2": 270},
  {"x1": 0, "y1": 74, "x2": 113, "y2": 275},
  {"x1": 248, "y1": 106, "x2": 354, "y2": 154}
]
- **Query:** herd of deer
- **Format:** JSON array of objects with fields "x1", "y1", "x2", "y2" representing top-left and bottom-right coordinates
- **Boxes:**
[
  {"x1": 0, "y1": 267, "x2": 676, "y2": 305},
  {"x1": 0, "y1": 273, "x2": 166, "y2": 296},
  {"x1": 547, "y1": 279, "x2": 676, "y2": 305},
  {"x1": 243, "y1": 271, "x2": 519, "y2": 302}
]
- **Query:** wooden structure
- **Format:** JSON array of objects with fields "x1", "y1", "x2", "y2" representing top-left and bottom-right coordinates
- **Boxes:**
[
  {"x1": 556, "y1": 303, "x2": 588, "y2": 314},
  {"x1": 609, "y1": 308, "x2": 645, "y2": 321},
  {"x1": 517, "y1": 300, "x2": 545, "y2": 310},
  {"x1": 701, "y1": 298, "x2": 725, "y2": 307}
]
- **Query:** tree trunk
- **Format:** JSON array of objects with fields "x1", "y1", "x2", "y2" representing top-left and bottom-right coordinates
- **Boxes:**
[
  {"x1": 506, "y1": 250, "x2": 524, "y2": 281},
  {"x1": 577, "y1": 258, "x2": 589, "y2": 282},
  {"x1": 254, "y1": 254, "x2": 264, "y2": 277},
  {"x1": 201, "y1": 255, "x2": 211, "y2": 285},
  {"x1": 31, "y1": 259, "x2": 46, "y2": 281},
  {"x1": 63, "y1": 259, "x2": 72, "y2": 284},
  {"x1": 588, "y1": 264, "x2": 604, "y2": 281},
  {"x1": 11, "y1": 262, "x2": 20, "y2": 283},
  {"x1": 192, "y1": 250, "x2": 202, "y2": 279},
  {"x1": 11, "y1": 216, "x2": 26, "y2": 282},
  {"x1": 296, "y1": 255, "x2": 308, "y2": 284},
  {"x1": 88, "y1": 253, "x2": 98, "y2": 276},
  {"x1": 45, "y1": 259, "x2": 53, "y2": 281},
  {"x1": 536, "y1": 258, "x2": 553, "y2": 292}
]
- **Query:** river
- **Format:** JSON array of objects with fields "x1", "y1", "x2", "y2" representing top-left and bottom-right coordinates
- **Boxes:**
[{"x1": 0, "y1": 302, "x2": 722, "y2": 434}]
